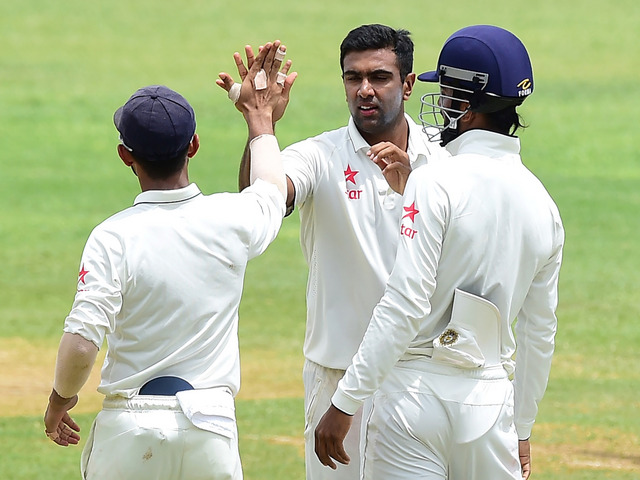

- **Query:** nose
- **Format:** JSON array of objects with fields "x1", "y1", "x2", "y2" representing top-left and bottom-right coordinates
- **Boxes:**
[{"x1": 358, "y1": 78, "x2": 374, "y2": 98}]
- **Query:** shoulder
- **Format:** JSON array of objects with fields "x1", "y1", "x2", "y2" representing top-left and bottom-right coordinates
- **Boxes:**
[
  {"x1": 89, "y1": 205, "x2": 138, "y2": 236},
  {"x1": 408, "y1": 154, "x2": 477, "y2": 197},
  {"x1": 285, "y1": 125, "x2": 348, "y2": 152},
  {"x1": 283, "y1": 125, "x2": 350, "y2": 172},
  {"x1": 406, "y1": 120, "x2": 449, "y2": 163}
]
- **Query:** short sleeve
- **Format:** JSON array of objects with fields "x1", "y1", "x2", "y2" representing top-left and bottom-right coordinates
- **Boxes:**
[
  {"x1": 239, "y1": 179, "x2": 285, "y2": 259},
  {"x1": 63, "y1": 228, "x2": 124, "y2": 348},
  {"x1": 282, "y1": 142, "x2": 321, "y2": 207}
]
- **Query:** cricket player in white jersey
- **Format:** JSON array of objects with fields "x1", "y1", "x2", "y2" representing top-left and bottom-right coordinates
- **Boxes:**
[
  {"x1": 218, "y1": 24, "x2": 448, "y2": 480},
  {"x1": 315, "y1": 25, "x2": 565, "y2": 480},
  {"x1": 43, "y1": 41, "x2": 296, "y2": 480}
]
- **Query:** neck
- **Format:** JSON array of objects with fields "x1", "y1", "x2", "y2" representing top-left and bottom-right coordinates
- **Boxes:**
[
  {"x1": 138, "y1": 170, "x2": 190, "y2": 192},
  {"x1": 361, "y1": 115, "x2": 409, "y2": 151}
]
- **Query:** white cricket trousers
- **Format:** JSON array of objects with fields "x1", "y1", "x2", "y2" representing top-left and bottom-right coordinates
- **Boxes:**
[
  {"x1": 362, "y1": 358, "x2": 520, "y2": 480},
  {"x1": 81, "y1": 395, "x2": 243, "y2": 480},
  {"x1": 304, "y1": 359, "x2": 364, "y2": 480}
]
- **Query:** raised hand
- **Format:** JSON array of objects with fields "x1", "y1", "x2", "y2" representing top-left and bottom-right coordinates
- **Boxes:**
[{"x1": 217, "y1": 42, "x2": 296, "y2": 123}]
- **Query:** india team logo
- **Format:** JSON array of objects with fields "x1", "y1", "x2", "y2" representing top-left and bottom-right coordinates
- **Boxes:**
[
  {"x1": 438, "y1": 328, "x2": 459, "y2": 346},
  {"x1": 400, "y1": 202, "x2": 419, "y2": 239},
  {"x1": 344, "y1": 165, "x2": 362, "y2": 200}
]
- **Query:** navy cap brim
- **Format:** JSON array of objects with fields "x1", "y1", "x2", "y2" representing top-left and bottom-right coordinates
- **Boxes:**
[
  {"x1": 113, "y1": 106, "x2": 124, "y2": 131},
  {"x1": 418, "y1": 70, "x2": 439, "y2": 82}
]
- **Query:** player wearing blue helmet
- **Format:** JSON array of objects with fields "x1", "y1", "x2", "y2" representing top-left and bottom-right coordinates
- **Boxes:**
[
  {"x1": 315, "y1": 25, "x2": 564, "y2": 480},
  {"x1": 418, "y1": 24, "x2": 534, "y2": 146}
]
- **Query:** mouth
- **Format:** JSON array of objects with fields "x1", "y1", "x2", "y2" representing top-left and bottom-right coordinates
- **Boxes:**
[{"x1": 358, "y1": 104, "x2": 378, "y2": 116}]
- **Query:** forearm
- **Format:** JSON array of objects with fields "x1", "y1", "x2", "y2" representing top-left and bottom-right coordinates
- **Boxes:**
[
  {"x1": 238, "y1": 138, "x2": 251, "y2": 191},
  {"x1": 239, "y1": 119, "x2": 281, "y2": 192},
  {"x1": 248, "y1": 134, "x2": 286, "y2": 200},
  {"x1": 514, "y1": 250, "x2": 561, "y2": 438},
  {"x1": 513, "y1": 337, "x2": 554, "y2": 439},
  {"x1": 333, "y1": 283, "x2": 426, "y2": 414},
  {"x1": 53, "y1": 332, "x2": 99, "y2": 398}
]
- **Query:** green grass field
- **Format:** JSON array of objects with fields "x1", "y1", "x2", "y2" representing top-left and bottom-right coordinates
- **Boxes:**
[{"x1": 1, "y1": 0, "x2": 639, "y2": 478}]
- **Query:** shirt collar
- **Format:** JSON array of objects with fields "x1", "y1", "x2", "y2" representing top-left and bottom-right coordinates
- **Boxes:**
[
  {"x1": 347, "y1": 116, "x2": 370, "y2": 153},
  {"x1": 133, "y1": 183, "x2": 202, "y2": 206},
  {"x1": 406, "y1": 114, "x2": 438, "y2": 166},
  {"x1": 347, "y1": 113, "x2": 431, "y2": 166},
  {"x1": 445, "y1": 129, "x2": 521, "y2": 158}
]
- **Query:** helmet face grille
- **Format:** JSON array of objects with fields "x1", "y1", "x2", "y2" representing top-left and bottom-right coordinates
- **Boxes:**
[{"x1": 419, "y1": 83, "x2": 474, "y2": 143}]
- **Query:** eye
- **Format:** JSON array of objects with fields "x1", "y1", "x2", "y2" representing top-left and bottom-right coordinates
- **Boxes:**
[{"x1": 343, "y1": 73, "x2": 361, "y2": 83}]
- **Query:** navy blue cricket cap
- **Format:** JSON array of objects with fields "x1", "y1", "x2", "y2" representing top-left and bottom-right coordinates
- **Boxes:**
[
  {"x1": 114, "y1": 85, "x2": 196, "y2": 162},
  {"x1": 418, "y1": 25, "x2": 534, "y2": 100}
]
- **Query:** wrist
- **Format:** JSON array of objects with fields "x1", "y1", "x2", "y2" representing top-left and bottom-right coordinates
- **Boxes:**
[
  {"x1": 330, "y1": 403, "x2": 353, "y2": 416},
  {"x1": 49, "y1": 388, "x2": 76, "y2": 406},
  {"x1": 243, "y1": 110, "x2": 274, "y2": 125},
  {"x1": 330, "y1": 388, "x2": 362, "y2": 416},
  {"x1": 246, "y1": 117, "x2": 276, "y2": 139}
]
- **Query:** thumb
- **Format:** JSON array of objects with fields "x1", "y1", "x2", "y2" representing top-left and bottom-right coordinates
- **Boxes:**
[
  {"x1": 216, "y1": 73, "x2": 235, "y2": 93},
  {"x1": 282, "y1": 72, "x2": 298, "y2": 98}
]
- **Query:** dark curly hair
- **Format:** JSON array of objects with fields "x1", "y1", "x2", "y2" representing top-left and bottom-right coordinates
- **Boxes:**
[{"x1": 340, "y1": 24, "x2": 414, "y2": 80}]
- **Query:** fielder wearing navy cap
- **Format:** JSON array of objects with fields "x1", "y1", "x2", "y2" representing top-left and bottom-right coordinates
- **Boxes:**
[{"x1": 114, "y1": 85, "x2": 196, "y2": 162}]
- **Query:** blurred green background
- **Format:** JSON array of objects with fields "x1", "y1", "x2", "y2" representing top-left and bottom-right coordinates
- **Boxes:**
[{"x1": 1, "y1": 0, "x2": 639, "y2": 478}]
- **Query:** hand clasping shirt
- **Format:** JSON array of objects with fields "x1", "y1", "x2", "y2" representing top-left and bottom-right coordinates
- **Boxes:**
[
  {"x1": 333, "y1": 130, "x2": 564, "y2": 439},
  {"x1": 283, "y1": 114, "x2": 448, "y2": 369},
  {"x1": 63, "y1": 181, "x2": 285, "y2": 398}
]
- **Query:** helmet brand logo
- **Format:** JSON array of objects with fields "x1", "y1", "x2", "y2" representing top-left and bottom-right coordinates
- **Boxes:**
[{"x1": 517, "y1": 78, "x2": 532, "y2": 97}]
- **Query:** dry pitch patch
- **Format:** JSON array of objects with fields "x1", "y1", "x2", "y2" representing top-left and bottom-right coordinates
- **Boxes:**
[
  {"x1": 2, "y1": 338, "x2": 638, "y2": 473},
  {"x1": 0, "y1": 337, "x2": 304, "y2": 417},
  {"x1": 534, "y1": 423, "x2": 640, "y2": 473},
  {"x1": 0, "y1": 337, "x2": 102, "y2": 417}
]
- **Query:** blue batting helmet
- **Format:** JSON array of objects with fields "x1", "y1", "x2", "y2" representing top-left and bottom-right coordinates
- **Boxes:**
[{"x1": 418, "y1": 25, "x2": 533, "y2": 103}]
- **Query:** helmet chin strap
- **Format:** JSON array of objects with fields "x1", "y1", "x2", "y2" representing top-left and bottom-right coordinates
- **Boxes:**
[
  {"x1": 440, "y1": 126, "x2": 459, "y2": 146},
  {"x1": 439, "y1": 107, "x2": 468, "y2": 146}
]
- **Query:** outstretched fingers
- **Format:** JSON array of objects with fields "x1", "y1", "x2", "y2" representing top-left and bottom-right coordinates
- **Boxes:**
[
  {"x1": 215, "y1": 46, "x2": 257, "y2": 95},
  {"x1": 240, "y1": 47, "x2": 253, "y2": 76},
  {"x1": 216, "y1": 72, "x2": 235, "y2": 93}
]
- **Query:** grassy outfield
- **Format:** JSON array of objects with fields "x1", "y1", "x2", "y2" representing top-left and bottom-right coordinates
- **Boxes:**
[{"x1": 1, "y1": 0, "x2": 639, "y2": 478}]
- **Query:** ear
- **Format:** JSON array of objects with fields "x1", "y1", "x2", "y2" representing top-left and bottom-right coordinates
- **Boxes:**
[
  {"x1": 118, "y1": 144, "x2": 135, "y2": 167},
  {"x1": 187, "y1": 134, "x2": 200, "y2": 158},
  {"x1": 457, "y1": 106, "x2": 477, "y2": 133},
  {"x1": 403, "y1": 73, "x2": 416, "y2": 101}
]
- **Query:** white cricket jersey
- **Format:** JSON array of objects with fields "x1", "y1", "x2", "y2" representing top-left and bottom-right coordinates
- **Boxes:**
[
  {"x1": 283, "y1": 114, "x2": 448, "y2": 369},
  {"x1": 333, "y1": 130, "x2": 564, "y2": 439},
  {"x1": 63, "y1": 181, "x2": 284, "y2": 398}
]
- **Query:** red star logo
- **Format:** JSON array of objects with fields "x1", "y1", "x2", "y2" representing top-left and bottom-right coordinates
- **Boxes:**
[
  {"x1": 402, "y1": 202, "x2": 419, "y2": 222},
  {"x1": 344, "y1": 165, "x2": 359, "y2": 185},
  {"x1": 78, "y1": 264, "x2": 89, "y2": 284}
]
